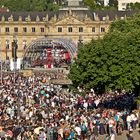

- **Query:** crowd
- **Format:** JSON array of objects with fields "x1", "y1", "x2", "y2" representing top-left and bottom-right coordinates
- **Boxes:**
[
  {"x1": 0, "y1": 72, "x2": 139, "y2": 140},
  {"x1": 0, "y1": 60, "x2": 10, "y2": 71}
]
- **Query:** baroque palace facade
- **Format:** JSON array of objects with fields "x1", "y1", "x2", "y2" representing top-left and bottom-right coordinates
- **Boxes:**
[{"x1": 0, "y1": 6, "x2": 137, "y2": 60}]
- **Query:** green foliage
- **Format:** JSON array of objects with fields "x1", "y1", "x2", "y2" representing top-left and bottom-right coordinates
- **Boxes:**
[
  {"x1": 0, "y1": 0, "x2": 59, "y2": 11},
  {"x1": 83, "y1": 0, "x2": 117, "y2": 10},
  {"x1": 109, "y1": 14, "x2": 140, "y2": 33},
  {"x1": 108, "y1": 0, "x2": 118, "y2": 8},
  {"x1": 69, "y1": 14, "x2": 140, "y2": 94},
  {"x1": 0, "y1": 0, "x2": 29, "y2": 11},
  {"x1": 83, "y1": 0, "x2": 96, "y2": 10},
  {"x1": 0, "y1": 0, "x2": 118, "y2": 11},
  {"x1": 127, "y1": 2, "x2": 140, "y2": 10},
  {"x1": 134, "y1": 96, "x2": 140, "y2": 103}
]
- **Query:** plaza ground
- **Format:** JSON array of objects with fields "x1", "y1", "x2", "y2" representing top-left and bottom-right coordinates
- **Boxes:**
[{"x1": 99, "y1": 129, "x2": 140, "y2": 140}]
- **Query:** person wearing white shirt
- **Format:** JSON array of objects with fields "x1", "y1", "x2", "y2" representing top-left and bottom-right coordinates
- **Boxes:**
[
  {"x1": 126, "y1": 114, "x2": 131, "y2": 130},
  {"x1": 108, "y1": 118, "x2": 115, "y2": 135},
  {"x1": 51, "y1": 101, "x2": 55, "y2": 108},
  {"x1": 131, "y1": 113, "x2": 137, "y2": 129},
  {"x1": 75, "y1": 125, "x2": 81, "y2": 136},
  {"x1": 6, "y1": 107, "x2": 11, "y2": 115},
  {"x1": 130, "y1": 113, "x2": 135, "y2": 129},
  {"x1": 110, "y1": 133, "x2": 116, "y2": 140},
  {"x1": 130, "y1": 113, "x2": 135, "y2": 121},
  {"x1": 83, "y1": 100, "x2": 88, "y2": 111},
  {"x1": 94, "y1": 98, "x2": 100, "y2": 107}
]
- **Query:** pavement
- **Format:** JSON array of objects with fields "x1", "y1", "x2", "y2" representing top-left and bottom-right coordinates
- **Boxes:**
[{"x1": 99, "y1": 129, "x2": 140, "y2": 140}]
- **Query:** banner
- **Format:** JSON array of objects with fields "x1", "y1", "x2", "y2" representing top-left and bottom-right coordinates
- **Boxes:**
[{"x1": 22, "y1": 69, "x2": 33, "y2": 77}]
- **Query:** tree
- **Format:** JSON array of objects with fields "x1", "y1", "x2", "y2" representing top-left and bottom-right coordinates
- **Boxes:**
[
  {"x1": 126, "y1": 2, "x2": 140, "y2": 10},
  {"x1": 83, "y1": 0, "x2": 97, "y2": 10},
  {"x1": 0, "y1": 0, "x2": 59, "y2": 11},
  {"x1": 69, "y1": 14, "x2": 140, "y2": 94},
  {"x1": 83, "y1": 0, "x2": 117, "y2": 10},
  {"x1": 0, "y1": 0, "x2": 30, "y2": 11},
  {"x1": 108, "y1": 0, "x2": 118, "y2": 8}
]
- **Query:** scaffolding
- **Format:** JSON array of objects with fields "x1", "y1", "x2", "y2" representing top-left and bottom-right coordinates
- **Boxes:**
[{"x1": 23, "y1": 37, "x2": 77, "y2": 69}]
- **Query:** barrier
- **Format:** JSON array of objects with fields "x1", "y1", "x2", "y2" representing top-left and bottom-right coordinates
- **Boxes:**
[{"x1": 20, "y1": 69, "x2": 33, "y2": 77}]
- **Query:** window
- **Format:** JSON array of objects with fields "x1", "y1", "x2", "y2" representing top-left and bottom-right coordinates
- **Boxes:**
[
  {"x1": 14, "y1": 27, "x2": 18, "y2": 32},
  {"x1": 32, "y1": 27, "x2": 35, "y2": 32},
  {"x1": 5, "y1": 27, "x2": 9, "y2": 33},
  {"x1": 68, "y1": 27, "x2": 72, "y2": 32},
  {"x1": 122, "y1": 3, "x2": 126, "y2": 6},
  {"x1": 58, "y1": 27, "x2": 62, "y2": 32},
  {"x1": 40, "y1": 27, "x2": 45, "y2": 32},
  {"x1": 101, "y1": 27, "x2": 105, "y2": 32},
  {"x1": 23, "y1": 27, "x2": 27, "y2": 33},
  {"x1": 79, "y1": 27, "x2": 83, "y2": 32},
  {"x1": 92, "y1": 27, "x2": 95, "y2": 32}
]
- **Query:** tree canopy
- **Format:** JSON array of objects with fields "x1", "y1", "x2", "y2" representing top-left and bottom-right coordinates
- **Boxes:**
[
  {"x1": 0, "y1": 0, "x2": 119, "y2": 11},
  {"x1": 0, "y1": 0, "x2": 59, "y2": 11},
  {"x1": 126, "y1": 2, "x2": 140, "y2": 10},
  {"x1": 69, "y1": 13, "x2": 140, "y2": 94},
  {"x1": 83, "y1": 0, "x2": 118, "y2": 10}
]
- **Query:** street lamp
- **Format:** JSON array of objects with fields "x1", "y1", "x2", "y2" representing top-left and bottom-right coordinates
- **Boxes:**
[
  {"x1": 17, "y1": 90, "x2": 20, "y2": 127},
  {"x1": 0, "y1": 42, "x2": 2, "y2": 85},
  {"x1": 12, "y1": 35, "x2": 20, "y2": 127},
  {"x1": 12, "y1": 35, "x2": 18, "y2": 83},
  {"x1": 12, "y1": 35, "x2": 18, "y2": 60},
  {"x1": 5, "y1": 39, "x2": 9, "y2": 60},
  {"x1": 78, "y1": 35, "x2": 83, "y2": 49},
  {"x1": 23, "y1": 40, "x2": 27, "y2": 50}
]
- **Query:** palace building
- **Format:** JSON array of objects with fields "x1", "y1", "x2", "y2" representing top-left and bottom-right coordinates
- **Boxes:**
[{"x1": 0, "y1": 0, "x2": 138, "y2": 69}]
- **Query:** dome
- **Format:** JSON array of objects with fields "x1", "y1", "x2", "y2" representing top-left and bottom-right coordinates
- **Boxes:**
[{"x1": 23, "y1": 37, "x2": 77, "y2": 69}]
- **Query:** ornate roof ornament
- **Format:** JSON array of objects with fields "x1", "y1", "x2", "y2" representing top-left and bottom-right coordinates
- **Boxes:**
[
  {"x1": 25, "y1": 15, "x2": 31, "y2": 21},
  {"x1": 43, "y1": 14, "x2": 48, "y2": 21},
  {"x1": 72, "y1": 11, "x2": 76, "y2": 17},
  {"x1": 46, "y1": 14, "x2": 49, "y2": 21},
  {"x1": 84, "y1": 14, "x2": 91, "y2": 21},
  {"x1": 18, "y1": 16, "x2": 22, "y2": 21},
  {"x1": 1, "y1": 16, "x2": 5, "y2": 21},
  {"x1": 54, "y1": 14, "x2": 57, "y2": 21},
  {"x1": 85, "y1": 13, "x2": 88, "y2": 19},
  {"x1": 36, "y1": 15, "x2": 40, "y2": 22},
  {"x1": 50, "y1": 14, "x2": 57, "y2": 22},
  {"x1": 69, "y1": 8, "x2": 72, "y2": 16},
  {"x1": 8, "y1": 14, "x2": 13, "y2": 21},
  {"x1": 124, "y1": 14, "x2": 127, "y2": 19},
  {"x1": 105, "y1": 15, "x2": 109, "y2": 21},
  {"x1": 115, "y1": 14, "x2": 118, "y2": 20},
  {"x1": 65, "y1": 11, "x2": 69, "y2": 17},
  {"x1": 95, "y1": 14, "x2": 100, "y2": 21}
]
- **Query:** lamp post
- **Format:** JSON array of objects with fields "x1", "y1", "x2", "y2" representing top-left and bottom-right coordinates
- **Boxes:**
[
  {"x1": 12, "y1": 35, "x2": 20, "y2": 127},
  {"x1": 5, "y1": 40, "x2": 9, "y2": 60},
  {"x1": 17, "y1": 90, "x2": 20, "y2": 127},
  {"x1": 23, "y1": 40, "x2": 27, "y2": 50},
  {"x1": 0, "y1": 42, "x2": 2, "y2": 85},
  {"x1": 22, "y1": 40, "x2": 27, "y2": 69},
  {"x1": 12, "y1": 35, "x2": 18, "y2": 83},
  {"x1": 78, "y1": 35, "x2": 83, "y2": 49}
]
